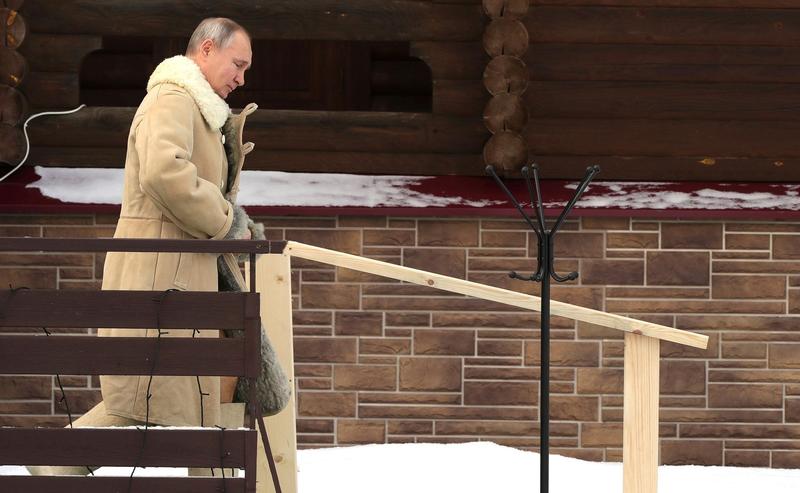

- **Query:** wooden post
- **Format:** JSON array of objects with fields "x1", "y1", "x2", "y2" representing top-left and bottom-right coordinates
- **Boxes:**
[
  {"x1": 253, "y1": 254, "x2": 298, "y2": 493},
  {"x1": 623, "y1": 332, "x2": 660, "y2": 493}
]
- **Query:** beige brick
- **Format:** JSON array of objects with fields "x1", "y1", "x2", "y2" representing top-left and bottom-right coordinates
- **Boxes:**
[
  {"x1": 581, "y1": 423, "x2": 622, "y2": 447},
  {"x1": 582, "y1": 217, "x2": 630, "y2": 230},
  {"x1": 298, "y1": 378, "x2": 331, "y2": 390},
  {"x1": 335, "y1": 311, "x2": 382, "y2": 336},
  {"x1": 661, "y1": 440, "x2": 722, "y2": 465},
  {"x1": 481, "y1": 231, "x2": 526, "y2": 248},
  {"x1": 386, "y1": 313, "x2": 430, "y2": 327},
  {"x1": 581, "y1": 260, "x2": 644, "y2": 285},
  {"x1": 769, "y1": 344, "x2": 800, "y2": 369},
  {"x1": 661, "y1": 223, "x2": 722, "y2": 249},
  {"x1": 661, "y1": 333, "x2": 718, "y2": 359},
  {"x1": 679, "y1": 315, "x2": 798, "y2": 332},
  {"x1": 294, "y1": 337, "x2": 357, "y2": 363},
  {"x1": 0, "y1": 402, "x2": 51, "y2": 414},
  {"x1": 773, "y1": 451, "x2": 800, "y2": 468},
  {"x1": 388, "y1": 421, "x2": 433, "y2": 435},
  {"x1": 0, "y1": 268, "x2": 57, "y2": 289},
  {"x1": 0, "y1": 376, "x2": 51, "y2": 399},
  {"x1": 360, "y1": 393, "x2": 460, "y2": 405},
  {"x1": 791, "y1": 290, "x2": 800, "y2": 314},
  {"x1": 293, "y1": 311, "x2": 332, "y2": 326},
  {"x1": 725, "y1": 233, "x2": 770, "y2": 250},
  {"x1": 404, "y1": 248, "x2": 466, "y2": 278},
  {"x1": 337, "y1": 420, "x2": 386, "y2": 444},
  {"x1": 550, "y1": 232, "x2": 604, "y2": 259},
  {"x1": 550, "y1": 396, "x2": 598, "y2": 421},
  {"x1": 435, "y1": 420, "x2": 536, "y2": 436},
  {"x1": 359, "y1": 405, "x2": 536, "y2": 421},
  {"x1": 774, "y1": 235, "x2": 800, "y2": 260},
  {"x1": 647, "y1": 251, "x2": 710, "y2": 286},
  {"x1": 713, "y1": 260, "x2": 800, "y2": 274},
  {"x1": 54, "y1": 389, "x2": 101, "y2": 415},
  {"x1": 478, "y1": 340, "x2": 522, "y2": 357},
  {"x1": 414, "y1": 329, "x2": 474, "y2": 355},
  {"x1": 360, "y1": 338, "x2": 411, "y2": 355},
  {"x1": 399, "y1": 357, "x2": 461, "y2": 391},
  {"x1": 363, "y1": 229, "x2": 415, "y2": 246},
  {"x1": 708, "y1": 384, "x2": 783, "y2": 408},
  {"x1": 419, "y1": 220, "x2": 478, "y2": 247},
  {"x1": 725, "y1": 450, "x2": 770, "y2": 467},
  {"x1": 525, "y1": 341, "x2": 599, "y2": 367},
  {"x1": 607, "y1": 232, "x2": 658, "y2": 249},
  {"x1": 607, "y1": 299, "x2": 783, "y2": 314},
  {"x1": 0, "y1": 225, "x2": 41, "y2": 237},
  {"x1": 298, "y1": 392, "x2": 356, "y2": 417},
  {"x1": 721, "y1": 342, "x2": 766, "y2": 359},
  {"x1": 337, "y1": 216, "x2": 386, "y2": 228},
  {"x1": 712, "y1": 275, "x2": 785, "y2": 299},
  {"x1": 786, "y1": 399, "x2": 800, "y2": 422},
  {"x1": 464, "y1": 367, "x2": 537, "y2": 380},
  {"x1": 661, "y1": 360, "x2": 706, "y2": 395},
  {"x1": 286, "y1": 229, "x2": 360, "y2": 254},
  {"x1": 576, "y1": 368, "x2": 624, "y2": 394},
  {"x1": 659, "y1": 409, "x2": 780, "y2": 423},
  {"x1": 301, "y1": 284, "x2": 359, "y2": 309},
  {"x1": 334, "y1": 365, "x2": 396, "y2": 391},
  {"x1": 464, "y1": 381, "x2": 537, "y2": 406},
  {"x1": 297, "y1": 419, "x2": 334, "y2": 433},
  {"x1": 43, "y1": 226, "x2": 115, "y2": 238}
]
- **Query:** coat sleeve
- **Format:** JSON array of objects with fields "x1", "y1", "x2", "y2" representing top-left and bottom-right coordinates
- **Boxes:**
[{"x1": 135, "y1": 88, "x2": 234, "y2": 239}]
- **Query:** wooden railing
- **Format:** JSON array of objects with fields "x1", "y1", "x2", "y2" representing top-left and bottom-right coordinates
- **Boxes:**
[{"x1": 0, "y1": 238, "x2": 286, "y2": 493}]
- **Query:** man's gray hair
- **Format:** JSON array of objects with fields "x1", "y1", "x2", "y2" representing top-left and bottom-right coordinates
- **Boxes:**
[{"x1": 186, "y1": 17, "x2": 249, "y2": 55}]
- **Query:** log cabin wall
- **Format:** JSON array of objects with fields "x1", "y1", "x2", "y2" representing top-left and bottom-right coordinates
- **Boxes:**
[{"x1": 8, "y1": 0, "x2": 800, "y2": 181}]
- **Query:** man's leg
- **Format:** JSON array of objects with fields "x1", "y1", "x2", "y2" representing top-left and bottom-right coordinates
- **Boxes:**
[{"x1": 27, "y1": 400, "x2": 140, "y2": 476}]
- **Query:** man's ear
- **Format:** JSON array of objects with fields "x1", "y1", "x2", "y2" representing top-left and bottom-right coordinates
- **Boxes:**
[{"x1": 200, "y1": 38, "x2": 214, "y2": 57}]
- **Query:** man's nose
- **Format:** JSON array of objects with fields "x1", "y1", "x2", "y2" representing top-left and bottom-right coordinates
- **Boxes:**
[{"x1": 235, "y1": 71, "x2": 245, "y2": 87}]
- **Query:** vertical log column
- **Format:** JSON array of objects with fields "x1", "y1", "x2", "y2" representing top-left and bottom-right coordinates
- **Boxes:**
[
  {"x1": 481, "y1": 0, "x2": 529, "y2": 175},
  {"x1": 0, "y1": 2, "x2": 27, "y2": 166}
]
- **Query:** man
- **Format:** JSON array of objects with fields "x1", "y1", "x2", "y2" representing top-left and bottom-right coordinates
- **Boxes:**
[{"x1": 29, "y1": 17, "x2": 258, "y2": 476}]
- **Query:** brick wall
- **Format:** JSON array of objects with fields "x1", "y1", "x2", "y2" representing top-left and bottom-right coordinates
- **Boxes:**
[{"x1": 2, "y1": 213, "x2": 800, "y2": 468}]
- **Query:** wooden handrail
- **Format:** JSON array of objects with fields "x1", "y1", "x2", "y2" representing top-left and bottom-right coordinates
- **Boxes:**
[{"x1": 285, "y1": 241, "x2": 708, "y2": 349}]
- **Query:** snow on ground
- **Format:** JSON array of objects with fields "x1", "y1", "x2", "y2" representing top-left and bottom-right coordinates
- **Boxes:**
[{"x1": 3, "y1": 441, "x2": 800, "y2": 492}]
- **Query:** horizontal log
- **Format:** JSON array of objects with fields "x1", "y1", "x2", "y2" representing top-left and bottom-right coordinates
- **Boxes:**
[
  {"x1": 0, "y1": 336, "x2": 249, "y2": 376},
  {"x1": 27, "y1": 107, "x2": 487, "y2": 153},
  {"x1": 531, "y1": 0, "x2": 800, "y2": 6},
  {"x1": 436, "y1": 80, "x2": 800, "y2": 120},
  {"x1": 0, "y1": 122, "x2": 24, "y2": 165},
  {"x1": 527, "y1": 7, "x2": 800, "y2": 46},
  {"x1": 531, "y1": 156, "x2": 800, "y2": 182},
  {"x1": 524, "y1": 118, "x2": 800, "y2": 157},
  {"x1": 0, "y1": 476, "x2": 245, "y2": 493},
  {"x1": 411, "y1": 42, "x2": 800, "y2": 82},
  {"x1": 23, "y1": 0, "x2": 484, "y2": 42},
  {"x1": 21, "y1": 71, "x2": 79, "y2": 109},
  {"x1": 370, "y1": 94, "x2": 432, "y2": 113},
  {"x1": 0, "y1": 289, "x2": 259, "y2": 330},
  {"x1": 0, "y1": 84, "x2": 27, "y2": 125},
  {"x1": 0, "y1": 428, "x2": 249, "y2": 467},
  {"x1": 18, "y1": 33, "x2": 102, "y2": 72}
]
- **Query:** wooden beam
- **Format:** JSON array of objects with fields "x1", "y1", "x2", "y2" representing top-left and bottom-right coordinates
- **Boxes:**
[
  {"x1": 0, "y1": 336, "x2": 247, "y2": 376},
  {"x1": 26, "y1": 107, "x2": 487, "y2": 153},
  {"x1": 285, "y1": 241, "x2": 708, "y2": 348},
  {"x1": 0, "y1": 428, "x2": 250, "y2": 467},
  {"x1": 0, "y1": 476, "x2": 245, "y2": 493},
  {"x1": 18, "y1": 33, "x2": 102, "y2": 72},
  {"x1": 527, "y1": 6, "x2": 800, "y2": 46},
  {"x1": 0, "y1": 289, "x2": 257, "y2": 330},
  {"x1": 623, "y1": 332, "x2": 660, "y2": 493},
  {"x1": 253, "y1": 254, "x2": 298, "y2": 493},
  {"x1": 22, "y1": 0, "x2": 484, "y2": 42}
]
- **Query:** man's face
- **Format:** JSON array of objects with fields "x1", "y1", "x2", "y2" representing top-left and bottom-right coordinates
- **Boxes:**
[{"x1": 197, "y1": 30, "x2": 252, "y2": 99}]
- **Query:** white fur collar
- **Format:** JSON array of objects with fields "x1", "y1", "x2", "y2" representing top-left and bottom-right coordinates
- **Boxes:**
[{"x1": 147, "y1": 55, "x2": 230, "y2": 129}]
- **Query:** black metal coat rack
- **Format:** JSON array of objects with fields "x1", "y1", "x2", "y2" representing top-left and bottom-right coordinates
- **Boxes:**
[{"x1": 486, "y1": 164, "x2": 600, "y2": 493}]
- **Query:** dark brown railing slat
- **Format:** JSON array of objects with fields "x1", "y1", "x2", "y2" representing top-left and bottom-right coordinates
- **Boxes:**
[
  {"x1": 0, "y1": 290, "x2": 259, "y2": 330},
  {"x1": 0, "y1": 336, "x2": 246, "y2": 376},
  {"x1": 0, "y1": 476, "x2": 246, "y2": 493},
  {"x1": 0, "y1": 428, "x2": 250, "y2": 467},
  {"x1": 0, "y1": 237, "x2": 286, "y2": 254}
]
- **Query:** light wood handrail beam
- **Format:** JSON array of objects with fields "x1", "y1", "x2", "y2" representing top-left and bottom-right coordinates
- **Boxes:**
[{"x1": 285, "y1": 241, "x2": 708, "y2": 349}]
